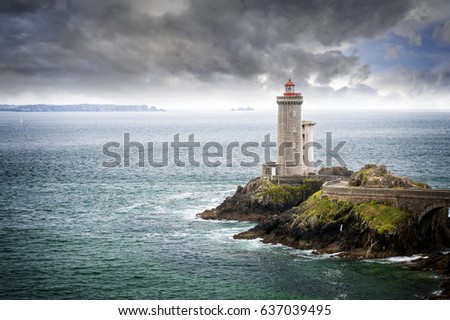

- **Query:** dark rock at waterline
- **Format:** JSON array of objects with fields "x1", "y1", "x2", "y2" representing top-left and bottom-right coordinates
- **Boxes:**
[
  {"x1": 197, "y1": 177, "x2": 323, "y2": 222},
  {"x1": 410, "y1": 253, "x2": 450, "y2": 299},
  {"x1": 199, "y1": 165, "x2": 450, "y2": 298},
  {"x1": 233, "y1": 189, "x2": 450, "y2": 258},
  {"x1": 410, "y1": 252, "x2": 450, "y2": 275},
  {"x1": 201, "y1": 165, "x2": 450, "y2": 258}
]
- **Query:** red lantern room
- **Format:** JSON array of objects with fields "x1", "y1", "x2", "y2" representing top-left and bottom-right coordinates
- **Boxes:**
[{"x1": 284, "y1": 79, "x2": 301, "y2": 97}]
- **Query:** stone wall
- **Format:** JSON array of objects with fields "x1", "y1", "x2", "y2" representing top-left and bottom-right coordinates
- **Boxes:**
[{"x1": 323, "y1": 181, "x2": 450, "y2": 223}]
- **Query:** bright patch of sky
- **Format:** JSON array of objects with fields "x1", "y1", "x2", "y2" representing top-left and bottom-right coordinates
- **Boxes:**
[{"x1": 356, "y1": 29, "x2": 449, "y2": 75}]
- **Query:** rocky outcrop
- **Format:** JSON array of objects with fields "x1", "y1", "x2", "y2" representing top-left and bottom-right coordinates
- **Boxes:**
[
  {"x1": 318, "y1": 166, "x2": 354, "y2": 177},
  {"x1": 348, "y1": 164, "x2": 431, "y2": 189},
  {"x1": 233, "y1": 190, "x2": 444, "y2": 258},
  {"x1": 410, "y1": 253, "x2": 450, "y2": 299},
  {"x1": 231, "y1": 166, "x2": 449, "y2": 258},
  {"x1": 199, "y1": 166, "x2": 448, "y2": 257},
  {"x1": 198, "y1": 177, "x2": 323, "y2": 221},
  {"x1": 199, "y1": 164, "x2": 450, "y2": 298}
]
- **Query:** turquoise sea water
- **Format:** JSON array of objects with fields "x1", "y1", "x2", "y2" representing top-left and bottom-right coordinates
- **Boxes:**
[{"x1": 0, "y1": 110, "x2": 449, "y2": 299}]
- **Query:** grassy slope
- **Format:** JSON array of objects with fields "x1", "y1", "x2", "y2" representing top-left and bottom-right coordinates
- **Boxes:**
[
  {"x1": 256, "y1": 178, "x2": 320, "y2": 206},
  {"x1": 295, "y1": 190, "x2": 412, "y2": 235}
]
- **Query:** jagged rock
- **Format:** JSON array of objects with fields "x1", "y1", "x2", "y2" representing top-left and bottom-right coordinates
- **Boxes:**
[
  {"x1": 411, "y1": 253, "x2": 450, "y2": 299},
  {"x1": 348, "y1": 164, "x2": 431, "y2": 189},
  {"x1": 410, "y1": 252, "x2": 450, "y2": 275},
  {"x1": 200, "y1": 165, "x2": 450, "y2": 298},
  {"x1": 197, "y1": 177, "x2": 323, "y2": 221},
  {"x1": 202, "y1": 165, "x2": 446, "y2": 256},
  {"x1": 233, "y1": 189, "x2": 447, "y2": 258},
  {"x1": 318, "y1": 166, "x2": 354, "y2": 177}
]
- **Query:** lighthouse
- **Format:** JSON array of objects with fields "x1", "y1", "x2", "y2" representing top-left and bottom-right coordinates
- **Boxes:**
[{"x1": 262, "y1": 79, "x2": 316, "y2": 179}]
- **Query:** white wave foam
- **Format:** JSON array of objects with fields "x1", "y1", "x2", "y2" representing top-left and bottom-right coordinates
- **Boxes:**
[
  {"x1": 386, "y1": 255, "x2": 426, "y2": 263},
  {"x1": 118, "y1": 202, "x2": 157, "y2": 212},
  {"x1": 364, "y1": 254, "x2": 426, "y2": 264},
  {"x1": 166, "y1": 192, "x2": 198, "y2": 200}
]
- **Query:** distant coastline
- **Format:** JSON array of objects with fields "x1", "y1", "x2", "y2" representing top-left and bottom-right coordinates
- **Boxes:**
[
  {"x1": 231, "y1": 107, "x2": 255, "y2": 111},
  {"x1": 0, "y1": 104, "x2": 166, "y2": 112}
]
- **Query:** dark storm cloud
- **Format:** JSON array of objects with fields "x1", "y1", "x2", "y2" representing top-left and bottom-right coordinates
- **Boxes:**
[
  {"x1": 0, "y1": 0, "x2": 55, "y2": 14},
  {"x1": 0, "y1": 0, "x2": 435, "y2": 96}
]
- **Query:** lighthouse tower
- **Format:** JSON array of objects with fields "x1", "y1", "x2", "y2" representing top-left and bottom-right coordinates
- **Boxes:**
[
  {"x1": 276, "y1": 79, "x2": 305, "y2": 176},
  {"x1": 262, "y1": 79, "x2": 316, "y2": 179}
]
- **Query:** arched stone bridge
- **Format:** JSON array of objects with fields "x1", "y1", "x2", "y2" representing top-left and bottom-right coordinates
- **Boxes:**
[{"x1": 322, "y1": 180, "x2": 450, "y2": 226}]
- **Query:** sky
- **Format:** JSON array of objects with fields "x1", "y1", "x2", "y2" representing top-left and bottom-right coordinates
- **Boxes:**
[{"x1": 0, "y1": 0, "x2": 450, "y2": 110}]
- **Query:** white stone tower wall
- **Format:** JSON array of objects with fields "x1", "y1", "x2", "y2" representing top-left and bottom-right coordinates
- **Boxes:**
[
  {"x1": 276, "y1": 96, "x2": 305, "y2": 175},
  {"x1": 302, "y1": 122, "x2": 315, "y2": 174}
]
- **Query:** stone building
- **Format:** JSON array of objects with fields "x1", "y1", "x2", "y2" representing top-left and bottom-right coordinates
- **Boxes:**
[{"x1": 262, "y1": 79, "x2": 316, "y2": 178}]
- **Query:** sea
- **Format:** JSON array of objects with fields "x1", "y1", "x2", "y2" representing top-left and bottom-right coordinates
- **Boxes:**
[{"x1": 0, "y1": 110, "x2": 449, "y2": 299}]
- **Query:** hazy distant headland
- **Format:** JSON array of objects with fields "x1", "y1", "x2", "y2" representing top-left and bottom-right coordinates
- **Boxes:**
[
  {"x1": 231, "y1": 107, "x2": 255, "y2": 111},
  {"x1": 0, "y1": 104, "x2": 166, "y2": 112}
]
